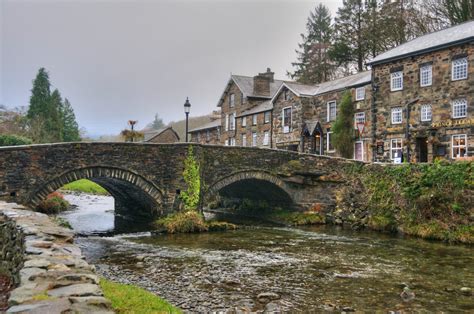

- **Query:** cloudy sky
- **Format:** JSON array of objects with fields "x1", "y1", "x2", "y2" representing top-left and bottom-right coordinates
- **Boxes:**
[{"x1": 1, "y1": 0, "x2": 342, "y2": 136}]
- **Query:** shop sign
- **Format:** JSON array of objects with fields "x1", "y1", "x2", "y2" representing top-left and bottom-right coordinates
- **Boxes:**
[{"x1": 432, "y1": 118, "x2": 474, "y2": 128}]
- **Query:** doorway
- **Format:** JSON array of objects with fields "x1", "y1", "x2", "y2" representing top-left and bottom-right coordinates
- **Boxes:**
[{"x1": 416, "y1": 137, "x2": 428, "y2": 162}]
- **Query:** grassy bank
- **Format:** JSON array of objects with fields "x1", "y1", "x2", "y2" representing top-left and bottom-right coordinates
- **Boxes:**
[
  {"x1": 349, "y1": 161, "x2": 474, "y2": 244},
  {"x1": 100, "y1": 279, "x2": 181, "y2": 314},
  {"x1": 155, "y1": 210, "x2": 237, "y2": 233},
  {"x1": 61, "y1": 179, "x2": 109, "y2": 195}
]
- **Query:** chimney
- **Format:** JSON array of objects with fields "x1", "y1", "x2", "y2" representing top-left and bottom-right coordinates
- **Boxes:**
[{"x1": 253, "y1": 68, "x2": 274, "y2": 96}]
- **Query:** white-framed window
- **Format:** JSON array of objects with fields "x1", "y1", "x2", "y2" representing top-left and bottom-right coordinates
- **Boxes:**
[
  {"x1": 391, "y1": 107, "x2": 403, "y2": 124},
  {"x1": 391, "y1": 71, "x2": 403, "y2": 91},
  {"x1": 327, "y1": 101, "x2": 337, "y2": 122},
  {"x1": 229, "y1": 113, "x2": 236, "y2": 130},
  {"x1": 229, "y1": 137, "x2": 235, "y2": 146},
  {"x1": 452, "y1": 99, "x2": 467, "y2": 118},
  {"x1": 241, "y1": 134, "x2": 247, "y2": 147},
  {"x1": 354, "y1": 141, "x2": 364, "y2": 161},
  {"x1": 206, "y1": 130, "x2": 210, "y2": 142},
  {"x1": 282, "y1": 107, "x2": 292, "y2": 133},
  {"x1": 420, "y1": 104, "x2": 432, "y2": 122},
  {"x1": 252, "y1": 114, "x2": 257, "y2": 125},
  {"x1": 326, "y1": 131, "x2": 334, "y2": 152},
  {"x1": 452, "y1": 134, "x2": 467, "y2": 159},
  {"x1": 252, "y1": 132, "x2": 257, "y2": 147},
  {"x1": 229, "y1": 93, "x2": 235, "y2": 107},
  {"x1": 420, "y1": 64, "x2": 432, "y2": 87},
  {"x1": 452, "y1": 57, "x2": 468, "y2": 81},
  {"x1": 354, "y1": 112, "x2": 366, "y2": 128},
  {"x1": 263, "y1": 131, "x2": 270, "y2": 146},
  {"x1": 355, "y1": 87, "x2": 365, "y2": 101},
  {"x1": 225, "y1": 114, "x2": 229, "y2": 131},
  {"x1": 390, "y1": 138, "x2": 403, "y2": 160},
  {"x1": 241, "y1": 116, "x2": 246, "y2": 127},
  {"x1": 264, "y1": 111, "x2": 271, "y2": 124}
]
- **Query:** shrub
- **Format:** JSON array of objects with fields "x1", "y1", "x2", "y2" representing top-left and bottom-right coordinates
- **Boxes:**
[
  {"x1": 0, "y1": 134, "x2": 32, "y2": 146},
  {"x1": 181, "y1": 146, "x2": 201, "y2": 210},
  {"x1": 206, "y1": 221, "x2": 238, "y2": 231},
  {"x1": 155, "y1": 211, "x2": 208, "y2": 233},
  {"x1": 37, "y1": 191, "x2": 69, "y2": 214},
  {"x1": 273, "y1": 210, "x2": 325, "y2": 226}
]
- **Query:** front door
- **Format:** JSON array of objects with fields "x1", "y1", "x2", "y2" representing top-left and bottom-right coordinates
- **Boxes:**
[
  {"x1": 314, "y1": 132, "x2": 322, "y2": 155},
  {"x1": 416, "y1": 137, "x2": 428, "y2": 162},
  {"x1": 354, "y1": 141, "x2": 364, "y2": 161}
]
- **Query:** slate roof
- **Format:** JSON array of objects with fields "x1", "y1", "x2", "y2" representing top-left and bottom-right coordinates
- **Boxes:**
[
  {"x1": 236, "y1": 101, "x2": 273, "y2": 117},
  {"x1": 369, "y1": 20, "x2": 474, "y2": 65},
  {"x1": 188, "y1": 119, "x2": 221, "y2": 133},
  {"x1": 144, "y1": 127, "x2": 180, "y2": 142},
  {"x1": 217, "y1": 75, "x2": 284, "y2": 107},
  {"x1": 284, "y1": 82, "x2": 319, "y2": 96},
  {"x1": 315, "y1": 71, "x2": 371, "y2": 95}
]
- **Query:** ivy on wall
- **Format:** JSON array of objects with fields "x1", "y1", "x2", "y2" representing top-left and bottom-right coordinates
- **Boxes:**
[{"x1": 181, "y1": 146, "x2": 201, "y2": 210}]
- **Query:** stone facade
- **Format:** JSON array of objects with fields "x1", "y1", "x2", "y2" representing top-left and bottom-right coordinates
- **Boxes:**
[
  {"x1": 189, "y1": 119, "x2": 221, "y2": 145},
  {"x1": 236, "y1": 109, "x2": 273, "y2": 147},
  {"x1": 371, "y1": 44, "x2": 474, "y2": 162}
]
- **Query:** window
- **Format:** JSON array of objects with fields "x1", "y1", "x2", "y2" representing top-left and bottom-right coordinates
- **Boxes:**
[
  {"x1": 225, "y1": 114, "x2": 229, "y2": 131},
  {"x1": 252, "y1": 114, "x2": 257, "y2": 125},
  {"x1": 263, "y1": 131, "x2": 270, "y2": 146},
  {"x1": 264, "y1": 111, "x2": 271, "y2": 124},
  {"x1": 391, "y1": 71, "x2": 403, "y2": 91},
  {"x1": 354, "y1": 112, "x2": 366, "y2": 128},
  {"x1": 452, "y1": 99, "x2": 467, "y2": 118},
  {"x1": 197, "y1": 133, "x2": 201, "y2": 143},
  {"x1": 452, "y1": 134, "x2": 467, "y2": 159},
  {"x1": 229, "y1": 93, "x2": 235, "y2": 107},
  {"x1": 241, "y1": 116, "x2": 246, "y2": 127},
  {"x1": 420, "y1": 64, "x2": 432, "y2": 87},
  {"x1": 241, "y1": 134, "x2": 247, "y2": 147},
  {"x1": 326, "y1": 131, "x2": 334, "y2": 152},
  {"x1": 420, "y1": 104, "x2": 432, "y2": 122},
  {"x1": 284, "y1": 90, "x2": 289, "y2": 101},
  {"x1": 391, "y1": 107, "x2": 403, "y2": 124},
  {"x1": 282, "y1": 107, "x2": 292, "y2": 133},
  {"x1": 252, "y1": 132, "x2": 257, "y2": 147},
  {"x1": 230, "y1": 137, "x2": 235, "y2": 146},
  {"x1": 206, "y1": 130, "x2": 210, "y2": 142},
  {"x1": 452, "y1": 57, "x2": 468, "y2": 81},
  {"x1": 241, "y1": 92, "x2": 244, "y2": 105},
  {"x1": 355, "y1": 87, "x2": 365, "y2": 101},
  {"x1": 327, "y1": 101, "x2": 336, "y2": 122},
  {"x1": 390, "y1": 138, "x2": 403, "y2": 160},
  {"x1": 229, "y1": 113, "x2": 236, "y2": 130}
]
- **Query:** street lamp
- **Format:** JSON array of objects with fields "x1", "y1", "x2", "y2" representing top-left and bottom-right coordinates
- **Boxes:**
[
  {"x1": 184, "y1": 97, "x2": 191, "y2": 142},
  {"x1": 128, "y1": 120, "x2": 138, "y2": 142}
]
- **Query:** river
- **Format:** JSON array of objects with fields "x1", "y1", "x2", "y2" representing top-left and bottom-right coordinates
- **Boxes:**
[{"x1": 60, "y1": 193, "x2": 474, "y2": 312}]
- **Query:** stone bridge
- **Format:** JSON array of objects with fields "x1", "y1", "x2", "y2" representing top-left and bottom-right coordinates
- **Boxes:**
[{"x1": 0, "y1": 143, "x2": 361, "y2": 221}]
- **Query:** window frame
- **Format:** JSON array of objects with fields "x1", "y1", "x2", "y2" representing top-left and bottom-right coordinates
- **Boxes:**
[
  {"x1": 229, "y1": 93, "x2": 235, "y2": 107},
  {"x1": 420, "y1": 104, "x2": 432, "y2": 122},
  {"x1": 206, "y1": 129, "x2": 210, "y2": 142},
  {"x1": 241, "y1": 133, "x2": 247, "y2": 147},
  {"x1": 229, "y1": 112, "x2": 236, "y2": 131},
  {"x1": 264, "y1": 111, "x2": 271, "y2": 124},
  {"x1": 252, "y1": 114, "x2": 257, "y2": 126},
  {"x1": 420, "y1": 64, "x2": 433, "y2": 87},
  {"x1": 263, "y1": 131, "x2": 270, "y2": 146},
  {"x1": 241, "y1": 116, "x2": 246, "y2": 127},
  {"x1": 326, "y1": 131, "x2": 335, "y2": 153},
  {"x1": 452, "y1": 57, "x2": 468, "y2": 81},
  {"x1": 391, "y1": 107, "x2": 403, "y2": 124},
  {"x1": 282, "y1": 106, "x2": 292, "y2": 133},
  {"x1": 451, "y1": 134, "x2": 467, "y2": 159},
  {"x1": 390, "y1": 71, "x2": 403, "y2": 91},
  {"x1": 327, "y1": 101, "x2": 337, "y2": 122},
  {"x1": 452, "y1": 99, "x2": 467, "y2": 119},
  {"x1": 252, "y1": 132, "x2": 257, "y2": 147},
  {"x1": 390, "y1": 138, "x2": 403, "y2": 160},
  {"x1": 354, "y1": 112, "x2": 366, "y2": 129},
  {"x1": 354, "y1": 140, "x2": 364, "y2": 161},
  {"x1": 355, "y1": 87, "x2": 365, "y2": 101}
]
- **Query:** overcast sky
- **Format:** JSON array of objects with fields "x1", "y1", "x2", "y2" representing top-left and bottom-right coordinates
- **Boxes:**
[{"x1": 1, "y1": 0, "x2": 342, "y2": 136}]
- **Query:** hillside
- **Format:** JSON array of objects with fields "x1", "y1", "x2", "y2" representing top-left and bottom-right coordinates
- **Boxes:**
[{"x1": 166, "y1": 113, "x2": 220, "y2": 142}]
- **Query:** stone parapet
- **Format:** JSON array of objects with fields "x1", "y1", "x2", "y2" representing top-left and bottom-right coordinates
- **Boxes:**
[{"x1": 0, "y1": 201, "x2": 114, "y2": 313}]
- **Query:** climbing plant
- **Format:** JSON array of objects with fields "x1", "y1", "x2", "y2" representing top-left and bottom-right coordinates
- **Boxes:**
[
  {"x1": 181, "y1": 145, "x2": 201, "y2": 210},
  {"x1": 332, "y1": 90, "x2": 355, "y2": 158}
]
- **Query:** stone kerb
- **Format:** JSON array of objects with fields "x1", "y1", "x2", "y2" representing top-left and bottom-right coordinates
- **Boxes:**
[{"x1": 0, "y1": 201, "x2": 114, "y2": 313}]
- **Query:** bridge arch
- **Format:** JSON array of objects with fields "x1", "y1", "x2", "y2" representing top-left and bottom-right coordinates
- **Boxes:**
[
  {"x1": 205, "y1": 170, "x2": 295, "y2": 209},
  {"x1": 29, "y1": 166, "x2": 165, "y2": 219}
]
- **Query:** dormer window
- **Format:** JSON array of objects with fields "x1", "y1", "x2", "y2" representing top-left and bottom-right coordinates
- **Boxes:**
[
  {"x1": 391, "y1": 71, "x2": 403, "y2": 91},
  {"x1": 229, "y1": 93, "x2": 235, "y2": 107}
]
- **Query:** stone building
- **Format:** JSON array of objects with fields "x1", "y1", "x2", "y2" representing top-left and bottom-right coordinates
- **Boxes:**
[
  {"x1": 144, "y1": 127, "x2": 180, "y2": 143},
  {"x1": 188, "y1": 119, "x2": 221, "y2": 145},
  {"x1": 271, "y1": 71, "x2": 372, "y2": 160},
  {"x1": 216, "y1": 68, "x2": 284, "y2": 146},
  {"x1": 368, "y1": 20, "x2": 474, "y2": 162}
]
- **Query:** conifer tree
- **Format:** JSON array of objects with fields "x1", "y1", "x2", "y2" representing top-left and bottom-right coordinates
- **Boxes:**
[
  {"x1": 61, "y1": 98, "x2": 81, "y2": 142},
  {"x1": 289, "y1": 4, "x2": 334, "y2": 84},
  {"x1": 27, "y1": 68, "x2": 51, "y2": 121},
  {"x1": 49, "y1": 89, "x2": 64, "y2": 142}
]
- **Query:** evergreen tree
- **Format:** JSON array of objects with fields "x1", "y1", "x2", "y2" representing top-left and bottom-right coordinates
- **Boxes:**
[
  {"x1": 49, "y1": 89, "x2": 64, "y2": 142},
  {"x1": 27, "y1": 68, "x2": 51, "y2": 120},
  {"x1": 150, "y1": 114, "x2": 165, "y2": 130},
  {"x1": 61, "y1": 98, "x2": 81, "y2": 142},
  {"x1": 289, "y1": 4, "x2": 334, "y2": 84},
  {"x1": 332, "y1": 91, "x2": 354, "y2": 159},
  {"x1": 427, "y1": 0, "x2": 474, "y2": 26}
]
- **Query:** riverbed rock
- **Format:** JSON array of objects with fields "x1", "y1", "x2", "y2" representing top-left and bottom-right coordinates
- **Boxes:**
[
  {"x1": 48, "y1": 283, "x2": 102, "y2": 298},
  {"x1": 257, "y1": 292, "x2": 280, "y2": 303},
  {"x1": 460, "y1": 287, "x2": 472, "y2": 296},
  {"x1": 7, "y1": 298, "x2": 71, "y2": 314},
  {"x1": 23, "y1": 259, "x2": 52, "y2": 269}
]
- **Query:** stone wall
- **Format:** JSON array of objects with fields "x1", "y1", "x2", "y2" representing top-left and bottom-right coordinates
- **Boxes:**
[{"x1": 0, "y1": 201, "x2": 114, "y2": 313}]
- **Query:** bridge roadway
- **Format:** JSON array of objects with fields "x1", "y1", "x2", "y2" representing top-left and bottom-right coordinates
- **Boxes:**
[{"x1": 0, "y1": 142, "x2": 360, "y2": 220}]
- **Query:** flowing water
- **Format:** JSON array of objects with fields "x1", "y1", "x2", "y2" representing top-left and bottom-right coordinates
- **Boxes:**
[{"x1": 60, "y1": 193, "x2": 474, "y2": 312}]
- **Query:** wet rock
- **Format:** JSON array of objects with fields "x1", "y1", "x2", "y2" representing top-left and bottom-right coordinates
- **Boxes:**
[
  {"x1": 19, "y1": 268, "x2": 46, "y2": 284},
  {"x1": 264, "y1": 302, "x2": 281, "y2": 312},
  {"x1": 460, "y1": 287, "x2": 472, "y2": 296},
  {"x1": 342, "y1": 306, "x2": 355, "y2": 312},
  {"x1": 24, "y1": 259, "x2": 52, "y2": 269},
  {"x1": 257, "y1": 292, "x2": 280, "y2": 303},
  {"x1": 48, "y1": 283, "x2": 102, "y2": 298},
  {"x1": 7, "y1": 298, "x2": 71, "y2": 313}
]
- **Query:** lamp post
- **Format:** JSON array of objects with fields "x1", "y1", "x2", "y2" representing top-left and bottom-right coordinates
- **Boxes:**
[
  {"x1": 128, "y1": 120, "x2": 137, "y2": 142},
  {"x1": 184, "y1": 97, "x2": 191, "y2": 142}
]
